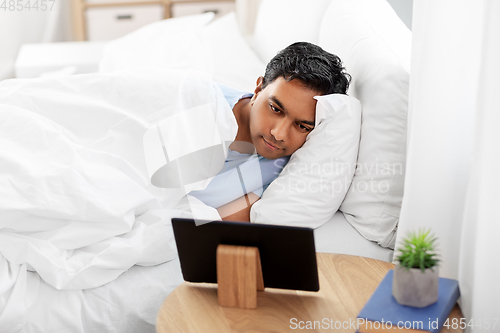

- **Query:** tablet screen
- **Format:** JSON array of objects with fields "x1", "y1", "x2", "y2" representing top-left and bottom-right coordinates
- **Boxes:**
[{"x1": 172, "y1": 218, "x2": 319, "y2": 291}]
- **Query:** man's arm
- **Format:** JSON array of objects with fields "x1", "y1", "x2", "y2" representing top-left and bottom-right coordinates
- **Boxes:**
[{"x1": 217, "y1": 192, "x2": 260, "y2": 222}]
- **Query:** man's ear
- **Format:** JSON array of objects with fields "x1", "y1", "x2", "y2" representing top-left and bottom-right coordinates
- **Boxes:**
[{"x1": 250, "y1": 76, "x2": 264, "y2": 106}]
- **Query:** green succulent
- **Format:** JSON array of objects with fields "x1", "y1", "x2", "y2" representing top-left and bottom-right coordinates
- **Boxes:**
[{"x1": 396, "y1": 229, "x2": 439, "y2": 272}]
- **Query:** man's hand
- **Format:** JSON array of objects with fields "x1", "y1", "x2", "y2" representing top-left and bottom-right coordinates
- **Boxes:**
[{"x1": 217, "y1": 192, "x2": 261, "y2": 222}]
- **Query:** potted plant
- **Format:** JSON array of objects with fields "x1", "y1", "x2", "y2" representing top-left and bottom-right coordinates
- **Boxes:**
[{"x1": 392, "y1": 229, "x2": 440, "y2": 308}]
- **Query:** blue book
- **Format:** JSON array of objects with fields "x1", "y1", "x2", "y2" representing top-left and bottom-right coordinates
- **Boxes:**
[{"x1": 357, "y1": 270, "x2": 460, "y2": 333}]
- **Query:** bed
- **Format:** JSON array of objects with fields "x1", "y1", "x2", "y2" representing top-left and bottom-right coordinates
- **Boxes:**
[{"x1": 0, "y1": 0, "x2": 410, "y2": 331}]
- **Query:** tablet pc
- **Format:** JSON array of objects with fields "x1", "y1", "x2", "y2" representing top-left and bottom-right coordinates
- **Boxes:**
[{"x1": 171, "y1": 218, "x2": 319, "y2": 292}]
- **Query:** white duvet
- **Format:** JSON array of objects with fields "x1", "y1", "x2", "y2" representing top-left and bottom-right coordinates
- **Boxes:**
[{"x1": 0, "y1": 69, "x2": 236, "y2": 331}]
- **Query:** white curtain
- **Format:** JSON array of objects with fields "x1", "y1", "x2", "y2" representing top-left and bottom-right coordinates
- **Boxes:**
[
  {"x1": 397, "y1": 0, "x2": 500, "y2": 329},
  {"x1": 0, "y1": 0, "x2": 71, "y2": 80}
]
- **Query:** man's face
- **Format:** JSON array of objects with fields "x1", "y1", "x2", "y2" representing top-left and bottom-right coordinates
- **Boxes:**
[{"x1": 248, "y1": 77, "x2": 318, "y2": 159}]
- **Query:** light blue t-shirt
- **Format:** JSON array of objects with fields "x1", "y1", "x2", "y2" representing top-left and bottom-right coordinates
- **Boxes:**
[
  {"x1": 215, "y1": 82, "x2": 254, "y2": 109},
  {"x1": 188, "y1": 83, "x2": 290, "y2": 209}
]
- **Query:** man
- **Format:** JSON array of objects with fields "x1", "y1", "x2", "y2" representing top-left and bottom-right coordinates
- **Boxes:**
[{"x1": 190, "y1": 42, "x2": 351, "y2": 222}]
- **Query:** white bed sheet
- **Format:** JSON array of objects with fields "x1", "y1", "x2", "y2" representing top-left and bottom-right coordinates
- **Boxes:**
[
  {"x1": 0, "y1": 68, "x2": 234, "y2": 333},
  {"x1": 314, "y1": 211, "x2": 394, "y2": 263},
  {"x1": 13, "y1": 255, "x2": 184, "y2": 333}
]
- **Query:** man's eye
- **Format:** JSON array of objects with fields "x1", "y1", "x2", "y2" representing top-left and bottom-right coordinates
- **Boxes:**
[
  {"x1": 270, "y1": 104, "x2": 281, "y2": 113},
  {"x1": 298, "y1": 124, "x2": 312, "y2": 132}
]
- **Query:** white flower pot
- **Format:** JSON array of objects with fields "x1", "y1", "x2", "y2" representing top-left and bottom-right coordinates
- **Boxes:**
[{"x1": 392, "y1": 264, "x2": 439, "y2": 308}]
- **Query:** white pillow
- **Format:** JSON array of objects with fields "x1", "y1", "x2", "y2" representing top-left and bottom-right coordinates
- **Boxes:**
[
  {"x1": 199, "y1": 12, "x2": 266, "y2": 92},
  {"x1": 251, "y1": 0, "x2": 332, "y2": 64},
  {"x1": 250, "y1": 94, "x2": 361, "y2": 228},
  {"x1": 99, "y1": 13, "x2": 215, "y2": 73},
  {"x1": 319, "y1": 0, "x2": 411, "y2": 248},
  {"x1": 99, "y1": 12, "x2": 265, "y2": 93}
]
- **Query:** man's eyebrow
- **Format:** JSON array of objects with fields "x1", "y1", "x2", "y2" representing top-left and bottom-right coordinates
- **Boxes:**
[
  {"x1": 270, "y1": 95, "x2": 285, "y2": 111},
  {"x1": 269, "y1": 95, "x2": 315, "y2": 127},
  {"x1": 301, "y1": 119, "x2": 315, "y2": 127}
]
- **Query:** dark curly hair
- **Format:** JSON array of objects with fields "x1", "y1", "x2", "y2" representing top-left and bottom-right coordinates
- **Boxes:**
[{"x1": 262, "y1": 42, "x2": 351, "y2": 95}]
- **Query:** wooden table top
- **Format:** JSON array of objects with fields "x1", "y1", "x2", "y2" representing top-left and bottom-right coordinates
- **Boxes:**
[{"x1": 156, "y1": 253, "x2": 463, "y2": 333}]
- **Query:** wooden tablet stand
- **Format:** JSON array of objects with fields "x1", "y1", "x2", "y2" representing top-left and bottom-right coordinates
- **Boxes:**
[{"x1": 216, "y1": 244, "x2": 265, "y2": 309}]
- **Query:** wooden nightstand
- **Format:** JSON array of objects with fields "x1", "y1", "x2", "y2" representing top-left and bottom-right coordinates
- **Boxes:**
[
  {"x1": 71, "y1": 0, "x2": 235, "y2": 41},
  {"x1": 156, "y1": 253, "x2": 465, "y2": 333}
]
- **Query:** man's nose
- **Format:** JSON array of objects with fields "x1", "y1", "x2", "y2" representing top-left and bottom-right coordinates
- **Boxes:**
[{"x1": 270, "y1": 119, "x2": 289, "y2": 142}]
